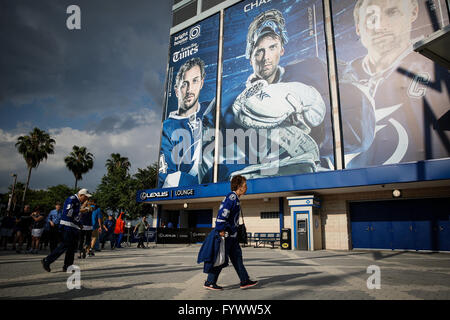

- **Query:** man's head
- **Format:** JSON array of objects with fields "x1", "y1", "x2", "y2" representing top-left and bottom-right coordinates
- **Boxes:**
[
  {"x1": 174, "y1": 57, "x2": 205, "y2": 115},
  {"x1": 55, "y1": 202, "x2": 61, "y2": 211},
  {"x1": 231, "y1": 175, "x2": 247, "y2": 196},
  {"x1": 354, "y1": 0, "x2": 418, "y2": 56},
  {"x1": 246, "y1": 9, "x2": 288, "y2": 83},
  {"x1": 23, "y1": 205, "x2": 31, "y2": 213},
  {"x1": 108, "y1": 214, "x2": 113, "y2": 220},
  {"x1": 77, "y1": 188, "x2": 92, "y2": 203}
]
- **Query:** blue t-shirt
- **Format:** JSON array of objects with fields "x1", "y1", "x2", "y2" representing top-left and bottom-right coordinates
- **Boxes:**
[
  {"x1": 91, "y1": 207, "x2": 102, "y2": 229},
  {"x1": 104, "y1": 219, "x2": 115, "y2": 233}
]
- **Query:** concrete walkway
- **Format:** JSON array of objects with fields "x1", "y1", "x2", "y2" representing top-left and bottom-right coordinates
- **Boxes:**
[{"x1": 0, "y1": 244, "x2": 449, "y2": 300}]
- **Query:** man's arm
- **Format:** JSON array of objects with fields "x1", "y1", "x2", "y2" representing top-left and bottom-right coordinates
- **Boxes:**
[
  {"x1": 97, "y1": 211, "x2": 103, "y2": 232},
  {"x1": 47, "y1": 212, "x2": 55, "y2": 227}
]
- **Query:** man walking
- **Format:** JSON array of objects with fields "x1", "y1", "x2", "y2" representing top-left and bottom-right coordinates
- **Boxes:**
[
  {"x1": 78, "y1": 199, "x2": 93, "y2": 259},
  {"x1": 101, "y1": 214, "x2": 115, "y2": 250},
  {"x1": 13, "y1": 204, "x2": 31, "y2": 253},
  {"x1": 88, "y1": 199, "x2": 103, "y2": 256},
  {"x1": 133, "y1": 216, "x2": 149, "y2": 248},
  {"x1": 202, "y1": 175, "x2": 258, "y2": 290},
  {"x1": 42, "y1": 189, "x2": 91, "y2": 272}
]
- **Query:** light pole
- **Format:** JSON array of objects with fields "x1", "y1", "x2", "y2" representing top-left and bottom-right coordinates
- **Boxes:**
[{"x1": 6, "y1": 173, "x2": 17, "y2": 214}]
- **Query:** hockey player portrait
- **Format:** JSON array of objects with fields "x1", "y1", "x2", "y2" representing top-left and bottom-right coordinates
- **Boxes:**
[
  {"x1": 158, "y1": 57, "x2": 215, "y2": 188},
  {"x1": 336, "y1": 0, "x2": 450, "y2": 168},
  {"x1": 218, "y1": 3, "x2": 334, "y2": 181}
]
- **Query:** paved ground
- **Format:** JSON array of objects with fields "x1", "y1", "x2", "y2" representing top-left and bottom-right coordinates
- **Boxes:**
[{"x1": 0, "y1": 243, "x2": 449, "y2": 300}]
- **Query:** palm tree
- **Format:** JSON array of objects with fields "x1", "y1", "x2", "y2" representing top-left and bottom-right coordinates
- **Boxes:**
[
  {"x1": 106, "y1": 153, "x2": 131, "y2": 174},
  {"x1": 64, "y1": 145, "x2": 94, "y2": 191},
  {"x1": 15, "y1": 127, "x2": 56, "y2": 205}
]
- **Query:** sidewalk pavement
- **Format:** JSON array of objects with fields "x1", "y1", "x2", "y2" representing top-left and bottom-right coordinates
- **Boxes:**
[{"x1": 0, "y1": 244, "x2": 449, "y2": 300}]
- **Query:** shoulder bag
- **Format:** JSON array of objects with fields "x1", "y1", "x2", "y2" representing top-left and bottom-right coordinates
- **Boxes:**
[{"x1": 237, "y1": 209, "x2": 248, "y2": 244}]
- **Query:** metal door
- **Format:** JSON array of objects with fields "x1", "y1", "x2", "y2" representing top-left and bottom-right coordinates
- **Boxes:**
[
  {"x1": 434, "y1": 199, "x2": 450, "y2": 251},
  {"x1": 351, "y1": 198, "x2": 450, "y2": 251},
  {"x1": 297, "y1": 220, "x2": 308, "y2": 250}
]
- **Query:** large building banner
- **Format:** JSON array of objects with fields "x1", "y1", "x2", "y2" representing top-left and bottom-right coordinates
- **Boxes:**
[
  {"x1": 217, "y1": 0, "x2": 334, "y2": 182},
  {"x1": 332, "y1": 0, "x2": 450, "y2": 169},
  {"x1": 158, "y1": 14, "x2": 220, "y2": 188}
]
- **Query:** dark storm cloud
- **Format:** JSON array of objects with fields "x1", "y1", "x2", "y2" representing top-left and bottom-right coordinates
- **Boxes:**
[
  {"x1": 0, "y1": 0, "x2": 172, "y2": 193},
  {"x1": 0, "y1": 0, "x2": 172, "y2": 118}
]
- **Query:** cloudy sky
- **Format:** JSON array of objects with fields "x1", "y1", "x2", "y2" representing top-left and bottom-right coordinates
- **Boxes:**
[{"x1": 0, "y1": 0, "x2": 172, "y2": 193}]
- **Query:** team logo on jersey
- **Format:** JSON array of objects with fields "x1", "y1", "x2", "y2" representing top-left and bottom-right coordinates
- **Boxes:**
[{"x1": 229, "y1": 194, "x2": 236, "y2": 201}]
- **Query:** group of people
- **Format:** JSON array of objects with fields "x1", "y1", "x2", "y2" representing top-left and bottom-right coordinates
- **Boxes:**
[
  {"x1": 0, "y1": 188, "x2": 151, "y2": 273},
  {"x1": 0, "y1": 203, "x2": 63, "y2": 254},
  {"x1": 40, "y1": 189, "x2": 149, "y2": 272}
]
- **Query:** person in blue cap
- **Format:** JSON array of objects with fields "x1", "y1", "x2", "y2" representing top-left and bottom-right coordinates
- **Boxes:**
[{"x1": 198, "y1": 175, "x2": 258, "y2": 290}]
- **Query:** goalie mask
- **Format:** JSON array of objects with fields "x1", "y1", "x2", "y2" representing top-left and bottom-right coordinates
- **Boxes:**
[{"x1": 245, "y1": 9, "x2": 289, "y2": 60}]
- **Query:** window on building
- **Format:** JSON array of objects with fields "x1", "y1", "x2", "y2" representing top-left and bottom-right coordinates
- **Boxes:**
[
  {"x1": 173, "y1": 0, "x2": 185, "y2": 4},
  {"x1": 172, "y1": 0, "x2": 198, "y2": 27},
  {"x1": 202, "y1": 0, "x2": 225, "y2": 12},
  {"x1": 260, "y1": 212, "x2": 279, "y2": 219}
]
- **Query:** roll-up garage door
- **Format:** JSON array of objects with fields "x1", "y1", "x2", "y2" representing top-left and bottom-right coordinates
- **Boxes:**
[{"x1": 350, "y1": 198, "x2": 450, "y2": 251}]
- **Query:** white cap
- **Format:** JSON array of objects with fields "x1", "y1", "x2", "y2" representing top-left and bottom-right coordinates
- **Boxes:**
[{"x1": 78, "y1": 188, "x2": 92, "y2": 198}]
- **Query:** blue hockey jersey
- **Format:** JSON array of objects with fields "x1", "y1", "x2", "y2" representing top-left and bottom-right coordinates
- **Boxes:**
[
  {"x1": 158, "y1": 101, "x2": 215, "y2": 188},
  {"x1": 59, "y1": 195, "x2": 83, "y2": 231},
  {"x1": 215, "y1": 191, "x2": 241, "y2": 237}
]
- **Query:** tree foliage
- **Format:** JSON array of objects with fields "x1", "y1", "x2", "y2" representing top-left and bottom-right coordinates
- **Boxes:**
[
  {"x1": 15, "y1": 127, "x2": 56, "y2": 205},
  {"x1": 64, "y1": 145, "x2": 94, "y2": 190},
  {"x1": 95, "y1": 155, "x2": 156, "y2": 220},
  {"x1": 1, "y1": 183, "x2": 73, "y2": 215},
  {"x1": 8, "y1": 143, "x2": 158, "y2": 221}
]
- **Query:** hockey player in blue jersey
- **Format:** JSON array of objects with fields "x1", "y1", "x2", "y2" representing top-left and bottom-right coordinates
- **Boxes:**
[
  {"x1": 158, "y1": 57, "x2": 215, "y2": 188},
  {"x1": 201, "y1": 175, "x2": 258, "y2": 290},
  {"x1": 42, "y1": 188, "x2": 92, "y2": 272}
]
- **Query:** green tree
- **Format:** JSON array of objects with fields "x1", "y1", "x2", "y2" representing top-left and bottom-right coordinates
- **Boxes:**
[
  {"x1": 96, "y1": 153, "x2": 131, "y2": 216},
  {"x1": 15, "y1": 128, "x2": 55, "y2": 206},
  {"x1": 95, "y1": 157, "x2": 157, "y2": 220},
  {"x1": 2, "y1": 183, "x2": 73, "y2": 216},
  {"x1": 134, "y1": 162, "x2": 158, "y2": 189},
  {"x1": 106, "y1": 153, "x2": 130, "y2": 174},
  {"x1": 64, "y1": 145, "x2": 94, "y2": 191}
]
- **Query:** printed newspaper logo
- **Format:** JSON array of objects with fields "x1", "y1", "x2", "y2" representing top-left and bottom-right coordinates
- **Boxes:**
[{"x1": 189, "y1": 25, "x2": 201, "y2": 40}]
